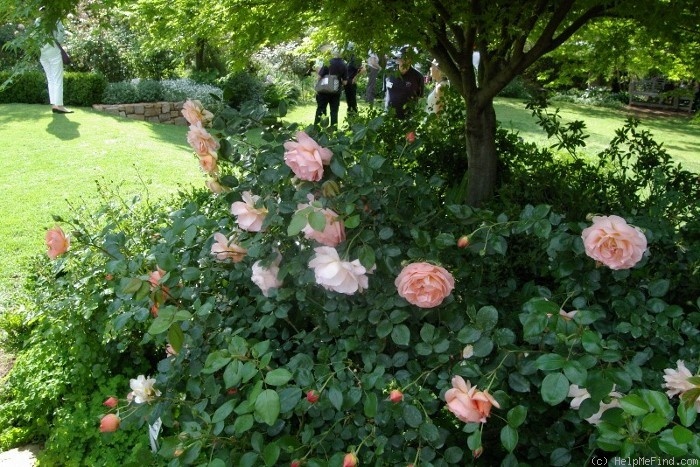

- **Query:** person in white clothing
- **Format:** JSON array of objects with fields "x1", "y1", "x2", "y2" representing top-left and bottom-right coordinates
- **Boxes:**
[
  {"x1": 38, "y1": 18, "x2": 72, "y2": 114},
  {"x1": 426, "y1": 59, "x2": 449, "y2": 115}
]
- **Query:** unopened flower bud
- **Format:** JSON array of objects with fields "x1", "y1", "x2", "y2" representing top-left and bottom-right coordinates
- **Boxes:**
[
  {"x1": 290, "y1": 461, "x2": 301, "y2": 467},
  {"x1": 389, "y1": 389, "x2": 403, "y2": 403},
  {"x1": 99, "y1": 414, "x2": 120, "y2": 433},
  {"x1": 343, "y1": 452, "x2": 358, "y2": 467},
  {"x1": 174, "y1": 448, "x2": 184, "y2": 457},
  {"x1": 321, "y1": 180, "x2": 340, "y2": 198},
  {"x1": 473, "y1": 447, "x2": 484, "y2": 459},
  {"x1": 406, "y1": 131, "x2": 416, "y2": 143},
  {"x1": 457, "y1": 235, "x2": 470, "y2": 248},
  {"x1": 103, "y1": 396, "x2": 118, "y2": 408},
  {"x1": 306, "y1": 390, "x2": 319, "y2": 404}
]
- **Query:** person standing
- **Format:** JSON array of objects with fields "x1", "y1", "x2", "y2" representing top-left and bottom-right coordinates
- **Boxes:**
[
  {"x1": 38, "y1": 17, "x2": 72, "y2": 114},
  {"x1": 314, "y1": 48, "x2": 348, "y2": 128},
  {"x1": 426, "y1": 59, "x2": 449, "y2": 115},
  {"x1": 384, "y1": 47, "x2": 424, "y2": 119},
  {"x1": 344, "y1": 50, "x2": 363, "y2": 114},
  {"x1": 364, "y1": 52, "x2": 381, "y2": 105}
]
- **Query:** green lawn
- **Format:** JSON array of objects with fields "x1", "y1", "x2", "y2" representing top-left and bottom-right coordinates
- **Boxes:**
[
  {"x1": 286, "y1": 97, "x2": 700, "y2": 172},
  {"x1": 1, "y1": 100, "x2": 698, "y2": 308},
  {"x1": 0, "y1": 104, "x2": 203, "y2": 304}
]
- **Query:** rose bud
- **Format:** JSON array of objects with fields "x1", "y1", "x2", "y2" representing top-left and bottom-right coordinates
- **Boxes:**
[
  {"x1": 389, "y1": 389, "x2": 403, "y2": 403},
  {"x1": 406, "y1": 131, "x2": 416, "y2": 143},
  {"x1": 473, "y1": 447, "x2": 484, "y2": 459},
  {"x1": 102, "y1": 396, "x2": 118, "y2": 408},
  {"x1": 290, "y1": 461, "x2": 301, "y2": 467},
  {"x1": 457, "y1": 235, "x2": 470, "y2": 248},
  {"x1": 343, "y1": 452, "x2": 358, "y2": 467},
  {"x1": 321, "y1": 180, "x2": 341, "y2": 198},
  {"x1": 99, "y1": 413, "x2": 120, "y2": 433},
  {"x1": 306, "y1": 390, "x2": 319, "y2": 404}
]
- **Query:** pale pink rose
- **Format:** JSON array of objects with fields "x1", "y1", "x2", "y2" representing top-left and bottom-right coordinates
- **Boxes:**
[
  {"x1": 444, "y1": 375, "x2": 500, "y2": 424},
  {"x1": 251, "y1": 255, "x2": 283, "y2": 296},
  {"x1": 182, "y1": 99, "x2": 214, "y2": 126},
  {"x1": 308, "y1": 246, "x2": 368, "y2": 295},
  {"x1": 297, "y1": 204, "x2": 345, "y2": 247},
  {"x1": 568, "y1": 384, "x2": 623, "y2": 424},
  {"x1": 205, "y1": 178, "x2": 227, "y2": 194},
  {"x1": 663, "y1": 360, "x2": 696, "y2": 398},
  {"x1": 187, "y1": 123, "x2": 220, "y2": 158},
  {"x1": 166, "y1": 344, "x2": 178, "y2": 357},
  {"x1": 395, "y1": 262, "x2": 455, "y2": 308},
  {"x1": 99, "y1": 413, "x2": 120, "y2": 432},
  {"x1": 198, "y1": 154, "x2": 218, "y2": 175},
  {"x1": 581, "y1": 215, "x2": 647, "y2": 270},
  {"x1": 45, "y1": 225, "x2": 70, "y2": 259},
  {"x1": 559, "y1": 309, "x2": 579, "y2": 321},
  {"x1": 283, "y1": 131, "x2": 333, "y2": 181},
  {"x1": 231, "y1": 191, "x2": 267, "y2": 232},
  {"x1": 210, "y1": 233, "x2": 247, "y2": 262}
]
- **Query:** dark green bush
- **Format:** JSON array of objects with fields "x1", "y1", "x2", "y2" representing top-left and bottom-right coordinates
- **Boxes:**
[
  {"x1": 497, "y1": 76, "x2": 533, "y2": 100},
  {"x1": 64, "y1": 72, "x2": 108, "y2": 106},
  {"x1": 219, "y1": 71, "x2": 264, "y2": 109},
  {"x1": 101, "y1": 81, "x2": 139, "y2": 105},
  {"x1": 0, "y1": 71, "x2": 47, "y2": 104}
]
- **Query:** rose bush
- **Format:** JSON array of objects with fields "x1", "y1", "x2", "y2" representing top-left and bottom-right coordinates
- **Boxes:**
[{"x1": 2, "y1": 98, "x2": 700, "y2": 465}]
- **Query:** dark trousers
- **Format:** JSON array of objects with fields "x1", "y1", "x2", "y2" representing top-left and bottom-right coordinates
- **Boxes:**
[
  {"x1": 314, "y1": 92, "x2": 341, "y2": 127},
  {"x1": 345, "y1": 83, "x2": 358, "y2": 113}
]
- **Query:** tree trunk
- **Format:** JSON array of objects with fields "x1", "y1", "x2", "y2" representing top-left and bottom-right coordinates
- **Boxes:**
[{"x1": 463, "y1": 96, "x2": 498, "y2": 207}]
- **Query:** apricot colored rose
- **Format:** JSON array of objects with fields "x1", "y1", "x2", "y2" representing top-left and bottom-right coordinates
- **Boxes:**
[
  {"x1": 581, "y1": 215, "x2": 647, "y2": 270},
  {"x1": 394, "y1": 262, "x2": 454, "y2": 308},
  {"x1": 198, "y1": 154, "x2": 218, "y2": 175},
  {"x1": 251, "y1": 256, "x2": 283, "y2": 297},
  {"x1": 444, "y1": 375, "x2": 500, "y2": 424},
  {"x1": 300, "y1": 207, "x2": 345, "y2": 247},
  {"x1": 205, "y1": 178, "x2": 227, "y2": 194},
  {"x1": 186, "y1": 123, "x2": 220, "y2": 158},
  {"x1": 182, "y1": 99, "x2": 213, "y2": 126},
  {"x1": 283, "y1": 131, "x2": 332, "y2": 181},
  {"x1": 231, "y1": 191, "x2": 267, "y2": 232},
  {"x1": 210, "y1": 233, "x2": 247, "y2": 262},
  {"x1": 99, "y1": 413, "x2": 120, "y2": 432},
  {"x1": 45, "y1": 226, "x2": 69, "y2": 259},
  {"x1": 102, "y1": 396, "x2": 118, "y2": 408}
]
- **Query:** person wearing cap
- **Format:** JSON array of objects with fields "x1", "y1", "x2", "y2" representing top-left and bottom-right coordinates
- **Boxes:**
[
  {"x1": 314, "y1": 47, "x2": 348, "y2": 128},
  {"x1": 364, "y1": 52, "x2": 381, "y2": 105},
  {"x1": 426, "y1": 59, "x2": 449, "y2": 115},
  {"x1": 384, "y1": 47, "x2": 424, "y2": 119}
]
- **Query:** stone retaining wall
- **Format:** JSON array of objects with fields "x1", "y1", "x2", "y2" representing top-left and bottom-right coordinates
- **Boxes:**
[{"x1": 91, "y1": 101, "x2": 188, "y2": 125}]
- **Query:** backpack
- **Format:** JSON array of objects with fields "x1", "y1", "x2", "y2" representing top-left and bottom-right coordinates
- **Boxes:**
[{"x1": 315, "y1": 74, "x2": 341, "y2": 94}]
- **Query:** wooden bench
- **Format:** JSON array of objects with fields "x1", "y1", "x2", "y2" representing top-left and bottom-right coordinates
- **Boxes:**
[{"x1": 628, "y1": 78, "x2": 695, "y2": 113}]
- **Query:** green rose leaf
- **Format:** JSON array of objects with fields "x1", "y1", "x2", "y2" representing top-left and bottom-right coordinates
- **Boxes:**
[
  {"x1": 232, "y1": 414, "x2": 254, "y2": 435},
  {"x1": 167, "y1": 323, "x2": 184, "y2": 353},
  {"x1": 642, "y1": 412, "x2": 670, "y2": 433},
  {"x1": 403, "y1": 404, "x2": 423, "y2": 428},
  {"x1": 202, "y1": 350, "x2": 231, "y2": 374},
  {"x1": 541, "y1": 372, "x2": 569, "y2": 405},
  {"x1": 212, "y1": 400, "x2": 235, "y2": 424},
  {"x1": 287, "y1": 212, "x2": 309, "y2": 236},
  {"x1": 391, "y1": 324, "x2": 410, "y2": 346},
  {"x1": 264, "y1": 368, "x2": 293, "y2": 386},
  {"x1": 262, "y1": 442, "x2": 280, "y2": 467},
  {"x1": 328, "y1": 386, "x2": 343, "y2": 411},
  {"x1": 500, "y1": 425, "x2": 518, "y2": 452},
  {"x1": 344, "y1": 214, "x2": 361, "y2": 229},
  {"x1": 619, "y1": 394, "x2": 650, "y2": 416},
  {"x1": 507, "y1": 405, "x2": 528, "y2": 428},
  {"x1": 254, "y1": 389, "x2": 280, "y2": 426},
  {"x1": 308, "y1": 210, "x2": 327, "y2": 232},
  {"x1": 476, "y1": 306, "x2": 499, "y2": 330}
]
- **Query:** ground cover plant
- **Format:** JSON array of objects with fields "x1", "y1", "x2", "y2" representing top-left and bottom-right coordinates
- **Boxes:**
[{"x1": 2, "y1": 92, "x2": 698, "y2": 466}]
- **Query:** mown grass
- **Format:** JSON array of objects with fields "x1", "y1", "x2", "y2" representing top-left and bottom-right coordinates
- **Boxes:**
[
  {"x1": 0, "y1": 104, "x2": 203, "y2": 306},
  {"x1": 1, "y1": 100, "x2": 698, "y2": 309}
]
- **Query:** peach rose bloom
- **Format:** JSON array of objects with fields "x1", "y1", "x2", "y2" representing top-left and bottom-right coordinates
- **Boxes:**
[
  {"x1": 182, "y1": 99, "x2": 214, "y2": 126},
  {"x1": 297, "y1": 204, "x2": 345, "y2": 247},
  {"x1": 395, "y1": 262, "x2": 454, "y2": 308},
  {"x1": 444, "y1": 375, "x2": 500, "y2": 424},
  {"x1": 581, "y1": 215, "x2": 647, "y2": 270},
  {"x1": 663, "y1": 360, "x2": 696, "y2": 398},
  {"x1": 99, "y1": 413, "x2": 120, "y2": 433},
  {"x1": 308, "y1": 246, "x2": 368, "y2": 295},
  {"x1": 187, "y1": 123, "x2": 220, "y2": 158},
  {"x1": 45, "y1": 225, "x2": 70, "y2": 259},
  {"x1": 210, "y1": 233, "x2": 247, "y2": 262},
  {"x1": 198, "y1": 154, "x2": 218, "y2": 175},
  {"x1": 283, "y1": 131, "x2": 333, "y2": 181},
  {"x1": 148, "y1": 267, "x2": 167, "y2": 289},
  {"x1": 231, "y1": 191, "x2": 267, "y2": 232}
]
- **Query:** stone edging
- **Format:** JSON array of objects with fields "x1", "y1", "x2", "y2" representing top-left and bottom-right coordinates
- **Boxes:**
[{"x1": 91, "y1": 101, "x2": 187, "y2": 125}]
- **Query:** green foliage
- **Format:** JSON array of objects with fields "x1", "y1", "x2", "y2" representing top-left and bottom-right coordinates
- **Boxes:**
[
  {"x1": 3, "y1": 98, "x2": 700, "y2": 464},
  {"x1": 218, "y1": 71, "x2": 264, "y2": 109},
  {"x1": 101, "y1": 79, "x2": 223, "y2": 109},
  {"x1": 0, "y1": 70, "x2": 107, "y2": 106},
  {"x1": 497, "y1": 77, "x2": 533, "y2": 100}
]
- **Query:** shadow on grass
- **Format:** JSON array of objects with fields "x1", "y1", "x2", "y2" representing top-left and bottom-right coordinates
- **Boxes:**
[{"x1": 46, "y1": 114, "x2": 80, "y2": 140}]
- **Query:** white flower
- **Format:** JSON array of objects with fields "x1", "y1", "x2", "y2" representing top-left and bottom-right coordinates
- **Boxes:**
[
  {"x1": 129, "y1": 375, "x2": 161, "y2": 404},
  {"x1": 568, "y1": 384, "x2": 623, "y2": 425},
  {"x1": 663, "y1": 360, "x2": 696, "y2": 398},
  {"x1": 308, "y1": 246, "x2": 368, "y2": 295},
  {"x1": 252, "y1": 255, "x2": 283, "y2": 297},
  {"x1": 567, "y1": 384, "x2": 590, "y2": 410},
  {"x1": 559, "y1": 309, "x2": 578, "y2": 321}
]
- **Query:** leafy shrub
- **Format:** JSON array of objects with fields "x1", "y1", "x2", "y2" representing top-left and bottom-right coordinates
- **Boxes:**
[
  {"x1": 68, "y1": 34, "x2": 133, "y2": 83},
  {"x1": 4, "y1": 100, "x2": 700, "y2": 465},
  {"x1": 135, "y1": 79, "x2": 165, "y2": 103},
  {"x1": 101, "y1": 78, "x2": 224, "y2": 111},
  {"x1": 101, "y1": 81, "x2": 138, "y2": 105},
  {"x1": 64, "y1": 72, "x2": 108, "y2": 106},
  {"x1": 497, "y1": 76, "x2": 533, "y2": 100},
  {"x1": 218, "y1": 71, "x2": 265, "y2": 109},
  {"x1": 0, "y1": 71, "x2": 47, "y2": 104},
  {"x1": 550, "y1": 87, "x2": 628, "y2": 108}
]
